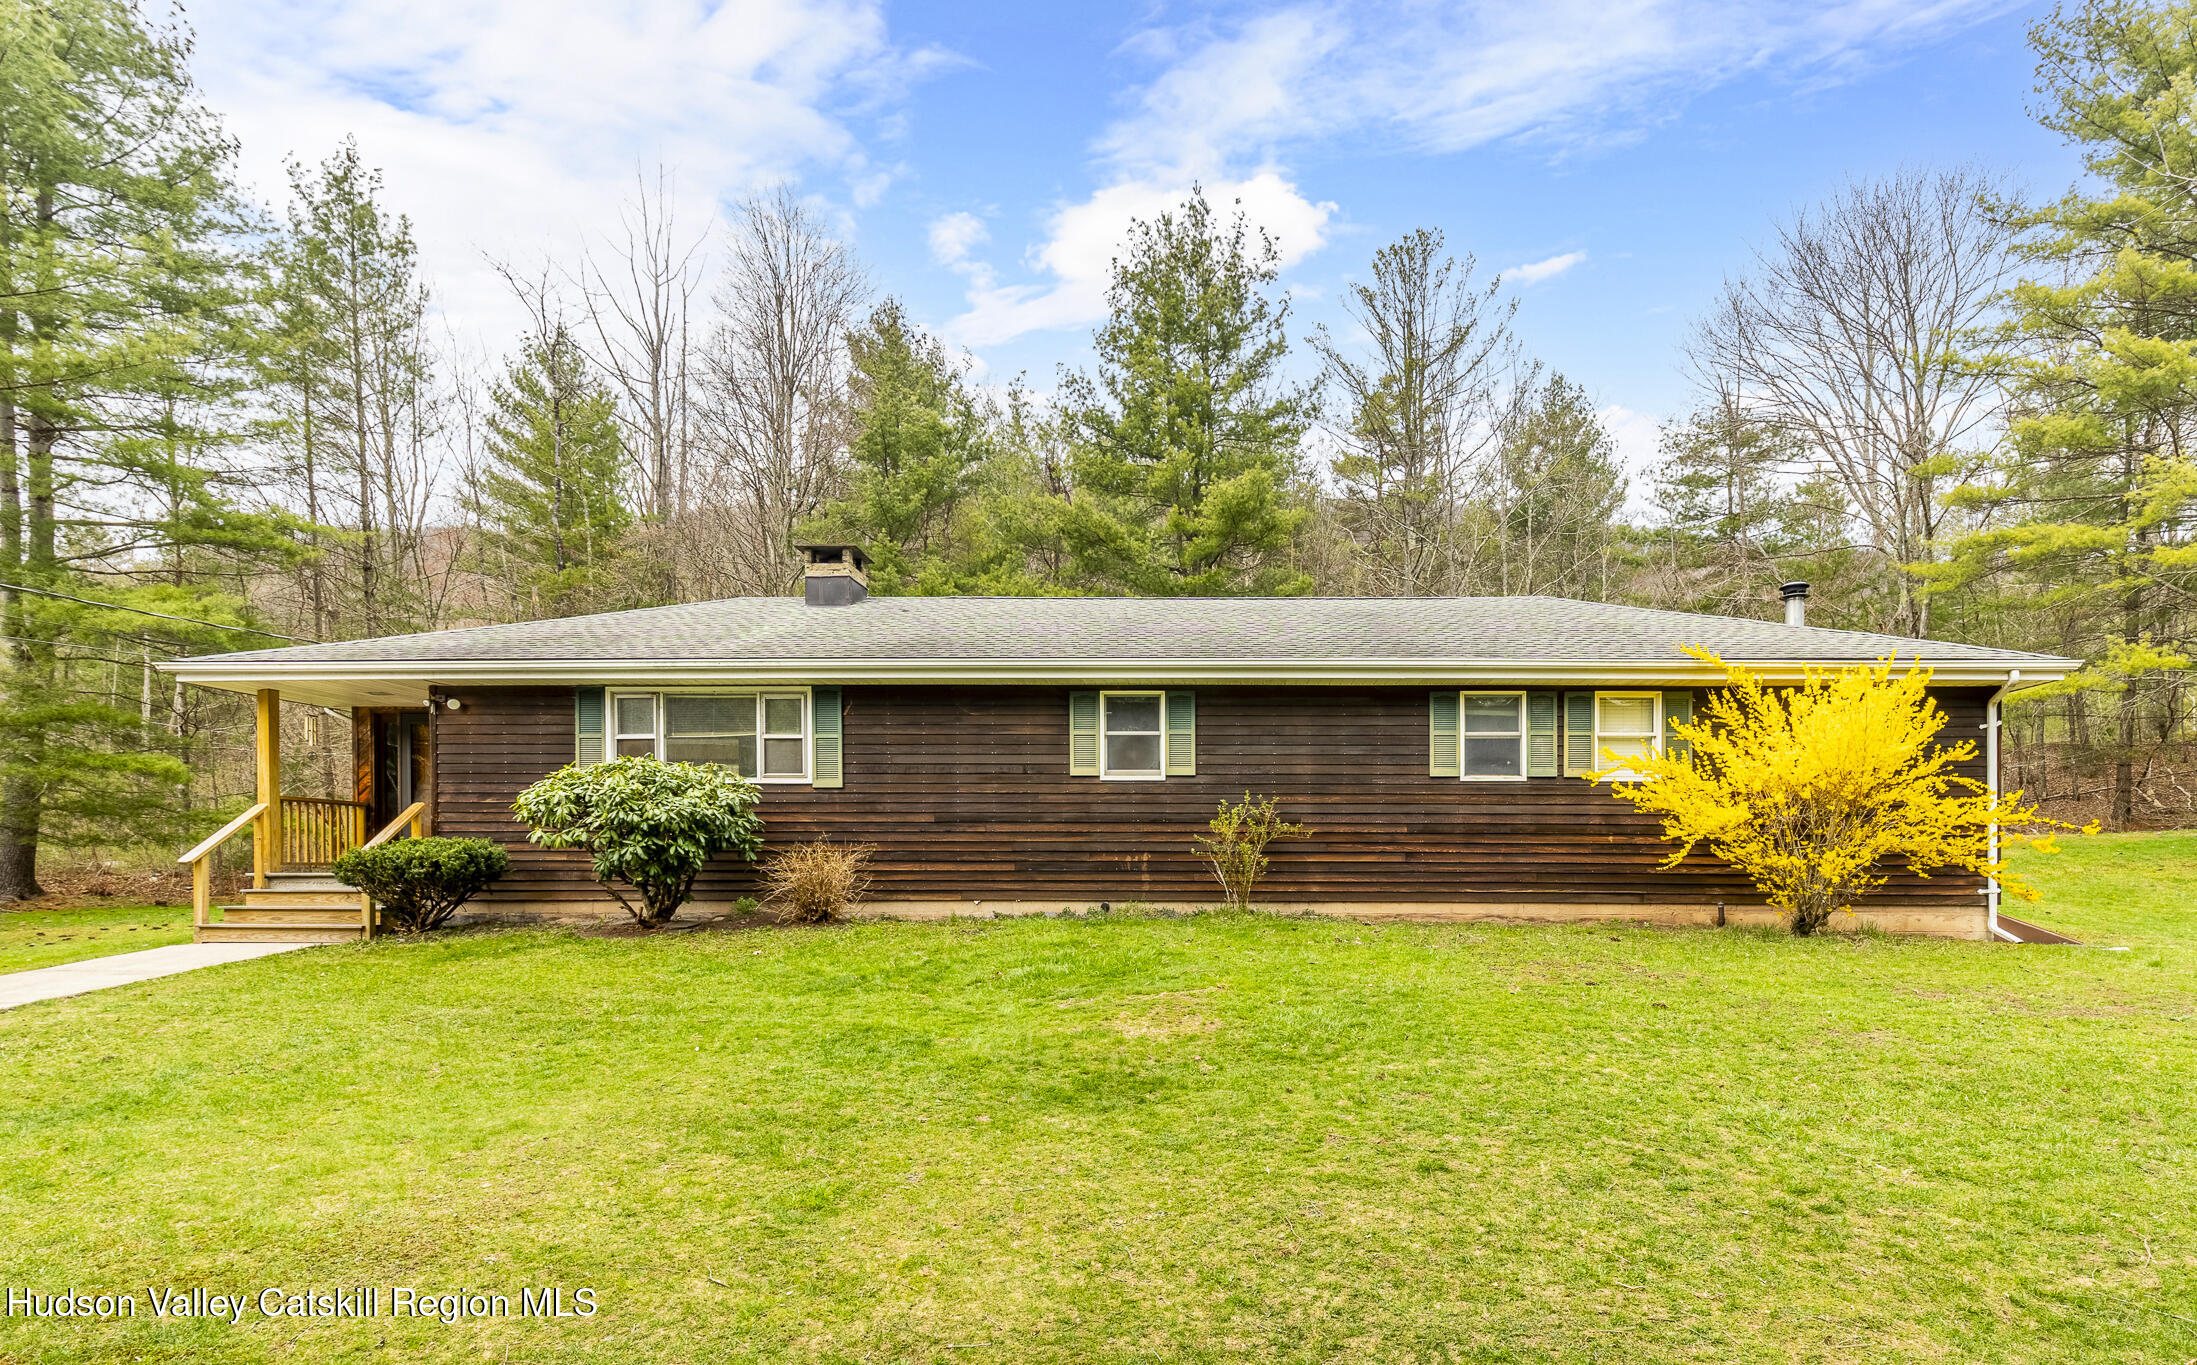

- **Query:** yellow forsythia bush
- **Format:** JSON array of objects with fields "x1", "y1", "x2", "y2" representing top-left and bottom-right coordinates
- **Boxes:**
[{"x1": 1603, "y1": 648, "x2": 2092, "y2": 935}]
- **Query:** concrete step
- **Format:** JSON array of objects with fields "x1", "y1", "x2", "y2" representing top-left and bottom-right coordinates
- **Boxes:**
[
  {"x1": 194, "y1": 923, "x2": 360, "y2": 945},
  {"x1": 266, "y1": 872, "x2": 351, "y2": 894}
]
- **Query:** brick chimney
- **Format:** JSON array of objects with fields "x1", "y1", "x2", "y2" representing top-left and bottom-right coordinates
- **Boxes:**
[{"x1": 797, "y1": 544, "x2": 870, "y2": 606}]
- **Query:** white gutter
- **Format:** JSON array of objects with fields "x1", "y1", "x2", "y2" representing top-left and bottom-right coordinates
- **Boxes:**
[
  {"x1": 1984, "y1": 669, "x2": 2021, "y2": 943},
  {"x1": 159, "y1": 654, "x2": 2078, "y2": 691}
]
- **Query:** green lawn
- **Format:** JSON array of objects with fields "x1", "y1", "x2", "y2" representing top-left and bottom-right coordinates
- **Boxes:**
[
  {"x1": 2005, "y1": 829, "x2": 2197, "y2": 948},
  {"x1": 0, "y1": 902, "x2": 195, "y2": 974},
  {"x1": 2, "y1": 837, "x2": 2194, "y2": 1363}
]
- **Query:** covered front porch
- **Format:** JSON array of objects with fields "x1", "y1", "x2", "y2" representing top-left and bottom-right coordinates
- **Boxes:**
[{"x1": 175, "y1": 688, "x2": 431, "y2": 944}]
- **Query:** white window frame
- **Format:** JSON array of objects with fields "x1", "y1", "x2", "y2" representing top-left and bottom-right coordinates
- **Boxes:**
[
  {"x1": 610, "y1": 691, "x2": 660, "y2": 760},
  {"x1": 1593, "y1": 690, "x2": 1662, "y2": 781},
  {"x1": 1098, "y1": 689, "x2": 1167, "y2": 781},
  {"x1": 606, "y1": 686, "x2": 813, "y2": 784},
  {"x1": 1459, "y1": 689, "x2": 1528, "y2": 782}
]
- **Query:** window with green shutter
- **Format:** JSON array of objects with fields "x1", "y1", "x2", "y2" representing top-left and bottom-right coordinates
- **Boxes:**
[
  {"x1": 575, "y1": 687, "x2": 606, "y2": 765},
  {"x1": 1428, "y1": 691, "x2": 1460, "y2": 777},
  {"x1": 1068, "y1": 691, "x2": 1101, "y2": 776},
  {"x1": 811, "y1": 687, "x2": 843, "y2": 788},
  {"x1": 1661, "y1": 689, "x2": 1693, "y2": 761},
  {"x1": 1165, "y1": 691, "x2": 1196, "y2": 776},
  {"x1": 1526, "y1": 691, "x2": 1560, "y2": 777},
  {"x1": 1562, "y1": 691, "x2": 1596, "y2": 776}
]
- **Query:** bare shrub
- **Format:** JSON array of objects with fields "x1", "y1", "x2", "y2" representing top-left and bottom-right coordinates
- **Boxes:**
[
  {"x1": 1193, "y1": 792, "x2": 1312, "y2": 910},
  {"x1": 762, "y1": 839, "x2": 874, "y2": 923}
]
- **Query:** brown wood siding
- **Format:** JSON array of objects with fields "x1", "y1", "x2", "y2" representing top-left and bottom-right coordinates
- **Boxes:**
[{"x1": 432, "y1": 683, "x2": 1995, "y2": 909}]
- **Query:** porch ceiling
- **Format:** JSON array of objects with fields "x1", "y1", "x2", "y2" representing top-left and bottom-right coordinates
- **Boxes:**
[{"x1": 177, "y1": 675, "x2": 440, "y2": 709}]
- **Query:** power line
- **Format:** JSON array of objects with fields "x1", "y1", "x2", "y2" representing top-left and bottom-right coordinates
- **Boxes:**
[{"x1": 0, "y1": 582, "x2": 319, "y2": 643}]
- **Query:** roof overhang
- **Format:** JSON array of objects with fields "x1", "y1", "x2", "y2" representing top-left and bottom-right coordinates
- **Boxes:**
[{"x1": 160, "y1": 654, "x2": 2075, "y2": 708}]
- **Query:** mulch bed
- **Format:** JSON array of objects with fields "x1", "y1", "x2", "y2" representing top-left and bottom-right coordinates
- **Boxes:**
[{"x1": 572, "y1": 908, "x2": 835, "y2": 938}]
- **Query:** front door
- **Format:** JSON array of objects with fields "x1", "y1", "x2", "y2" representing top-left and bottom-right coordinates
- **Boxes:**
[{"x1": 371, "y1": 710, "x2": 433, "y2": 831}]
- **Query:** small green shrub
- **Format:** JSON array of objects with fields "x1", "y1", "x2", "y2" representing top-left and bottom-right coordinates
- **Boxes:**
[
  {"x1": 761, "y1": 840, "x2": 874, "y2": 923},
  {"x1": 513, "y1": 756, "x2": 764, "y2": 924},
  {"x1": 331, "y1": 837, "x2": 510, "y2": 932},
  {"x1": 1193, "y1": 792, "x2": 1312, "y2": 910}
]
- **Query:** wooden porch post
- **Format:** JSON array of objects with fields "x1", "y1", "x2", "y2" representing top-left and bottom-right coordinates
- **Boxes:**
[{"x1": 253, "y1": 688, "x2": 281, "y2": 888}]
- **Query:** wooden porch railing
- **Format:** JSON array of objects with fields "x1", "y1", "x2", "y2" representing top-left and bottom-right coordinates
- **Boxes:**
[
  {"x1": 281, "y1": 797, "x2": 370, "y2": 870},
  {"x1": 351, "y1": 801, "x2": 427, "y2": 940},
  {"x1": 177, "y1": 802, "x2": 268, "y2": 931}
]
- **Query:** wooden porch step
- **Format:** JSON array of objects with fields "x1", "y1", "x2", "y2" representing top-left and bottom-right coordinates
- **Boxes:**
[
  {"x1": 265, "y1": 872, "x2": 352, "y2": 894},
  {"x1": 194, "y1": 923, "x2": 362, "y2": 945},
  {"x1": 240, "y1": 889, "x2": 362, "y2": 909},
  {"x1": 220, "y1": 905, "x2": 372, "y2": 927}
]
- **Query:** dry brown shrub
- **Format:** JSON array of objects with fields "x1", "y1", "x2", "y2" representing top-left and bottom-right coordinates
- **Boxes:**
[{"x1": 761, "y1": 840, "x2": 875, "y2": 923}]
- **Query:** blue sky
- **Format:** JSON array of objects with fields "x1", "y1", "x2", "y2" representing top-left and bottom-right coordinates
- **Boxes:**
[{"x1": 187, "y1": 0, "x2": 2083, "y2": 483}]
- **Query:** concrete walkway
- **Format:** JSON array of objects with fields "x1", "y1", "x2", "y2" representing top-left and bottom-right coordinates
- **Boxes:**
[{"x1": 0, "y1": 942, "x2": 307, "y2": 1011}]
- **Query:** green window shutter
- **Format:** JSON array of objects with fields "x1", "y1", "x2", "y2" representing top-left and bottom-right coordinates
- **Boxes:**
[
  {"x1": 1662, "y1": 690, "x2": 1693, "y2": 760},
  {"x1": 1165, "y1": 691, "x2": 1196, "y2": 776},
  {"x1": 1428, "y1": 690, "x2": 1460, "y2": 778},
  {"x1": 575, "y1": 686, "x2": 605, "y2": 765},
  {"x1": 1068, "y1": 691, "x2": 1101, "y2": 776},
  {"x1": 1526, "y1": 691, "x2": 1560, "y2": 777},
  {"x1": 811, "y1": 687, "x2": 844, "y2": 788},
  {"x1": 1563, "y1": 691, "x2": 1596, "y2": 777}
]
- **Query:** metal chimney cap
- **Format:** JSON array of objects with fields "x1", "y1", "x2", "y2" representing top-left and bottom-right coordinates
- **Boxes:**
[{"x1": 1778, "y1": 581, "x2": 1810, "y2": 602}]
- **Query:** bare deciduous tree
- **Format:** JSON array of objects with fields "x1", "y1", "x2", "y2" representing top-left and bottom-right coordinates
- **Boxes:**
[
  {"x1": 578, "y1": 167, "x2": 706, "y2": 526},
  {"x1": 1689, "y1": 167, "x2": 2011, "y2": 636},
  {"x1": 1311, "y1": 229, "x2": 1531, "y2": 595},
  {"x1": 693, "y1": 188, "x2": 868, "y2": 596}
]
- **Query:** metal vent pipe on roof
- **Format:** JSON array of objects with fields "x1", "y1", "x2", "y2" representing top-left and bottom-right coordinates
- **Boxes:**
[{"x1": 1780, "y1": 581, "x2": 1809, "y2": 628}]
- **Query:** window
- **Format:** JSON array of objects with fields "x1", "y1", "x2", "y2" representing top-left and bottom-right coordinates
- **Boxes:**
[
  {"x1": 665, "y1": 694, "x2": 755, "y2": 772},
  {"x1": 1101, "y1": 691, "x2": 1164, "y2": 779},
  {"x1": 1595, "y1": 692, "x2": 1661, "y2": 778},
  {"x1": 762, "y1": 695, "x2": 807, "y2": 778},
  {"x1": 1462, "y1": 691, "x2": 1526, "y2": 779},
  {"x1": 608, "y1": 690, "x2": 809, "y2": 781},
  {"x1": 614, "y1": 693, "x2": 658, "y2": 758}
]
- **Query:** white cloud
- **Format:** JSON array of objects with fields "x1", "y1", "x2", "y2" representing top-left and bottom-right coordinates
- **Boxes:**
[
  {"x1": 944, "y1": 171, "x2": 1335, "y2": 348},
  {"x1": 928, "y1": 211, "x2": 990, "y2": 267},
  {"x1": 942, "y1": 0, "x2": 2007, "y2": 348},
  {"x1": 187, "y1": 0, "x2": 948, "y2": 344},
  {"x1": 1598, "y1": 403, "x2": 1667, "y2": 518},
  {"x1": 1509, "y1": 251, "x2": 1587, "y2": 285}
]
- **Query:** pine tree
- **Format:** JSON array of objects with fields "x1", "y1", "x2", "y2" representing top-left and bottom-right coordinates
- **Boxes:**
[
  {"x1": 1935, "y1": 0, "x2": 2197, "y2": 827},
  {"x1": 1058, "y1": 188, "x2": 1314, "y2": 595},
  {"x1": 0, "y1": 0, "x2": 289, "y2": 899},
  {"x1": 805, "y1": 300, "x2": 988, "y2": 594},
  {"x1": 465, "y1": 324, "x2": 632, "y2": 618},
  {"x1": 1490, "y1": 376, "x2": 1627, "y2": 598},
  {"x1": 264, "y1": 140, "x2": 440, "y2": 638}
]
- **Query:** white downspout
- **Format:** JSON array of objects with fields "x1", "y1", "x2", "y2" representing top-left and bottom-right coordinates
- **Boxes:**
[{"x1": 1984, "y1": 669, "x2": 2019, "y2": 942}]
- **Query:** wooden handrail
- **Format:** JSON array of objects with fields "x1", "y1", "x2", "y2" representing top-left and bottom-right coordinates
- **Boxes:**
[
  {"x1": 351, "y1": 801, "x2": 426, "y2": 942},
  {"x1": 178, "y1": 802, "x2": 269, "y2": 866},
  {"x1": 178, "y1": 801, "x2": 269, "y2": 930},
  {"x1": 360, "y1": 801, "x2": 427, "y2": 852}
]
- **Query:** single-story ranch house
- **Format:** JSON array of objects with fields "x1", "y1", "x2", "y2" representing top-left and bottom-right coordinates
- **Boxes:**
[{"x1": 163, "y1": 546, "x2": 2075, "y2": 943}]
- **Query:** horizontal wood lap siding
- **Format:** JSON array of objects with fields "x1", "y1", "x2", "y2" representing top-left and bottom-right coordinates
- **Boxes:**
[{"x1": 434, "y1": 684, "x2": 1993, "y2": 907}]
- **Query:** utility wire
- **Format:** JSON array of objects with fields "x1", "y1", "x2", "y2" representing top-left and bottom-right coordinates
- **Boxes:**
[{"x1": 0, "y1": 581, "x2": 319, "y2": 643}]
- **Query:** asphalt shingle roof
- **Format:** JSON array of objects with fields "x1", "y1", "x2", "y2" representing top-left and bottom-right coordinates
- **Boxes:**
[{"x1": 187, "y1": 595, "x2": 2066, "y2": 667}]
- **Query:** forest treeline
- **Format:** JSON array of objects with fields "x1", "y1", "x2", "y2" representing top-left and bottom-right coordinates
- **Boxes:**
[{"x1": 3, "y1": 0, "x2": 2196, "y2": 896}]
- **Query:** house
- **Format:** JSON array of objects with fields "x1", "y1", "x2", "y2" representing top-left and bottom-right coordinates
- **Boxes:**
[{"x1": 161, "y1": 546, "x2": 2076, "y2": 943}]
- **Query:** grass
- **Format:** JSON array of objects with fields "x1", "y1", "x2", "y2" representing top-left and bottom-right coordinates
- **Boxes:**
[
  {"x1": 2003, "y1": 829, "x2": 2197, "y2": 948},
  {"x1": 0, "y1": 902, "x2": 194, "y2": 974},
  {"x1": 1, "y1": 836, "x2": 2193, "y2": 1363}
]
